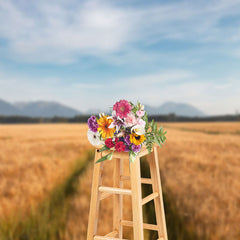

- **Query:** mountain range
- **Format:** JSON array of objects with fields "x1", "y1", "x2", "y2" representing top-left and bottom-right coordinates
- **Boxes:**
[
  {"x1": 0, "y1": 99, "x2": 81, "y2": 117},
  {"x1": 0, "y1": 99, "x2": 205, "y2": 117}
]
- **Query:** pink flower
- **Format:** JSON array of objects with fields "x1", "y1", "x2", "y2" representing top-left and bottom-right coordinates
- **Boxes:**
[
  {"x1": 125, "y1": 112, "x2": 137, "y2": 127},
  {"x1": 136, "y1": 110, "x2": 145, "y2": 117},
  {"x1": 113, "y1": 100, "x2": 132, "y2": 119},
  {"x1": 137, "y1": 118, "x2": 146, "y2": 127}
]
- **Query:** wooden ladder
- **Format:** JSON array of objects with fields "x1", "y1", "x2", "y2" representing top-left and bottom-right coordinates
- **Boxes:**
[{"x1": 87, "y1": 146, "x2": 168, "y2": 240}]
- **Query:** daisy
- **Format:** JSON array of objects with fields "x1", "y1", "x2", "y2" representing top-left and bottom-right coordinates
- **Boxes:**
[{"x1": 87, "y1": 129, "x2": 102, "y2": 146}]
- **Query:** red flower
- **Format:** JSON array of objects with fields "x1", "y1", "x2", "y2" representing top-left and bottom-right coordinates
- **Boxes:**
[
  {"x1": 105, "y1": 138, "x2": 115, "y2": 148},
  {"x1": 115, "y1": 141, "x2": 125, "y2": 152}
]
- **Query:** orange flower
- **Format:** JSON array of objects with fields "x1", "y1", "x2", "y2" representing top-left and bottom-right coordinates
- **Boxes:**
[{"x1": 97, "y1": 115, "x2": 115, "y2": 139}]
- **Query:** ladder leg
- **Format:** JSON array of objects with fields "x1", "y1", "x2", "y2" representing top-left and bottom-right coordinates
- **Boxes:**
[
  {"x1": 113, "y1": 158, "x2": 123, "y2": 238},
  {"x1": 87, "y1": 150, "x2": 104, "y2": 240},
  {"x1": 130, "y1": 156, "x2": 144, "y2": 240},
  {"x1": 149, "y1": 146, "x2": 168, "y2": 240}
]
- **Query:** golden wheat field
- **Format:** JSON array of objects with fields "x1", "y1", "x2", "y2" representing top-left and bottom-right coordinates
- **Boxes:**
[
  {"x1": 0, "y1": 122, "x2": 240, "y2": 240},
  {"x1": 0, "y1": 124, "x2": 91, "y2": 219}
]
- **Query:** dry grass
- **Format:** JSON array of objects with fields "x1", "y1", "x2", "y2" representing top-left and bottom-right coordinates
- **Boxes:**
[
  {"x1": 159, "y1": 122, "x2": 240, "y2": 239},
  {"x1": 67, "y1": 122, "x2": 240, "y2": 240},
  {"x1": 163, "y1": 122, "x2": 240, "y2": 134},
  {"x1": 0, "y1": 122, "x2": 240, "y2": 240},
  {"x1": 0, "y1": 124, "x2": 91, "y2": 219}
]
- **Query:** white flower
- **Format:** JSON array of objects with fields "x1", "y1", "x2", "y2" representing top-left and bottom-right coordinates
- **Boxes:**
[
  {"x1": 131, "y1": 125, "x2": 145, "y2": 135},
  {"x1": 99, "y1": 112, "x2": 105, "y2": 118},
  {"x1": 87, "y1": 129, "x2": 102, "y2": 146},
  {"x1": 108, "y1": 110, "x2": 124, "y2": 132}
]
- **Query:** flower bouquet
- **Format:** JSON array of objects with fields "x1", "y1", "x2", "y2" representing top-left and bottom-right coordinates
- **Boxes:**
[{"x1": 87, "y1": 100, "x2": 167, "y2": 163}]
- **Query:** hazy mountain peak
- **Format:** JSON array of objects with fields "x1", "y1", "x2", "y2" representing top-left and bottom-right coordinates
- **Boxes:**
[
  {"x1": 13, "y1": 101, "x2": 81, "y2": 117},
  {"x1": 145, "y1": 101, "x2": 205, "y2": 117},
  {"x1": 0, "y1": 99, "x2": 205, "y2": 117},
  {"x1": 0, "y1": 99, "x2": 21, "y2": 115}
]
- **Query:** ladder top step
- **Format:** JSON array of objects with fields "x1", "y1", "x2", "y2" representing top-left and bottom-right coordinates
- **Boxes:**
[{"x1": 99, "y1": 186, "x2": 132, "y2": 195}]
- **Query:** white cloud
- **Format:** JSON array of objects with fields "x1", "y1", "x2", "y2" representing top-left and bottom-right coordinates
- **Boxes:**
[
  {"x1": 0, "y1": 68, "x2": 239, "y2": 114},
  {"x1": 1, "y1": 0, "x2": 240, "y2": 64}
]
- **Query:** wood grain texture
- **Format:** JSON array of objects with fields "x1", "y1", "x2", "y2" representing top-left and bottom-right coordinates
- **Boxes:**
[
  {"x1": 130, "y1": 156, "x2": 144, "y2": 240},
  {"x1": 87, "y1": 150, "x2": 103, "y2": 240}
]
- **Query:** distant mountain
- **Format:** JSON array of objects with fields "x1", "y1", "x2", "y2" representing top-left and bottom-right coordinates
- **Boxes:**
[
  {"x1": 0, "y1": 99, "x2": 21, "y2": 115},
  {"x1": 0, "y1": 99, "x2": 205, "y2": 118},
  {"x1": 13, "y1": 101, "x2": 81, "y2": 117},
  {"x1": 145, "y1": 101, "x2": 205, "y2": 117}
]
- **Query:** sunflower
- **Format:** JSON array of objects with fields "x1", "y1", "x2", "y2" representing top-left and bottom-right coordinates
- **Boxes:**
[
  {"x1": 97, "y1": 115, "x2": 115, "y2": 139},
  {"x1": 129, "y1": 132, "x2": 146, "y2": 145}
]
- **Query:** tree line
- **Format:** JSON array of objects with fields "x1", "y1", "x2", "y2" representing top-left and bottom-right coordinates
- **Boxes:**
[{"x1": 0, "y1": 113, "x2": 239, "y2": 124}]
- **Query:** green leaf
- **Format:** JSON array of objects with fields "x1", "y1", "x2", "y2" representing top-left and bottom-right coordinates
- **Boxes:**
[
  {"x1": 142, "y1": 112, "x2": 149, "y2": 132},
  {"x1": 95, "y1": 152, "x2": 113, "y2": 163},
  {"x1": 155, "y1": 135, "x2": 162, "y2": 147},
  {"x1": 129, "y1": 151, "x2": 138, "y2": 163},
  {"x1": 150, "y1": 119, "x2": 155, "y2": 131},
  {"x1": 154, "y1": 122, "x2": 157, "y2": 133},
  {"x1": 98, "y1": 145, "x2": 110, "y2": 152}
]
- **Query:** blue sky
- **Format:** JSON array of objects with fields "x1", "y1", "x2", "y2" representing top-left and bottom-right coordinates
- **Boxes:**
[{"x1": 0, "y1": 0, "x2": 240, "y2": 115}]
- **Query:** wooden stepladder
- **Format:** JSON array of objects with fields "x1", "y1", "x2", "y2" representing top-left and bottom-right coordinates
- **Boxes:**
[{"x1": 87, "y1": 146, "x2": 168, "y2": 240}]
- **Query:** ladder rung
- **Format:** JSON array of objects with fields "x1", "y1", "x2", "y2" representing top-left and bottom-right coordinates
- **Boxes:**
[
  {"x1": 104, "y1": 230, "x2": 118, "y2": 237},
  {"x1": 141, "y1": 178, "x2": 152, "y2": 184},
  {"x1": 121, "y1": 220, "x2": 159, "y2": 231},
  {"x1": 94, "y1": 236, "x2": 127, "y2": 240},
  {"x1": 99, "y1": 186, "x2": 132, "y2": 195},
  {"x1": 100, "y1": 192, "x2": 112, "y2": 200},
  {"x1": 120, "y1": 176, "x2": 152, "y2": 184},
  {"x1": 142, "y1": 192, "x2": 159, "y2": 205}
]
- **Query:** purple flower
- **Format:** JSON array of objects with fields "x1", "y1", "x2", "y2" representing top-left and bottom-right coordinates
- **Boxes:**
[
  {"x1": 132, "y1": 144, "x2": 141, "y2": 153},
  {"x1": 124, "y1": 145, "x2": 130, "y2": 152},
  {"x1": 125, "y1": 135, "x2": 131, "y2": 146},
  {"x1": 88, "y1": 115, "x2": 99, "y2": 132}
]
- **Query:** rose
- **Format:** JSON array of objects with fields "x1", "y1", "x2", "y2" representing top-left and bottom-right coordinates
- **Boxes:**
[{"x1": 125, "y1": 112, "x2": 137, "y2": 127}]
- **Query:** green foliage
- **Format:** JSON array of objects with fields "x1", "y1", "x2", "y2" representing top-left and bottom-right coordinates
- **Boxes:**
[
  {"x1": 145, "y1": 121, "x2": 167, "y2": 154},
  {"x1": 142, "y1": 112, "x2": 149, "y2": 132},
  {"x1": 129, "y1": 150, "x2": 139, "y2": 163},
  {"x1": 95, "y1": 151, "x2": 113, "y2": 163},
  {"x1": 98, "y1": 145, "x2": 110, "y2": 152}
]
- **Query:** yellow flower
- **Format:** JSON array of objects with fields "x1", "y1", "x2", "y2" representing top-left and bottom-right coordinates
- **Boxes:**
[
  {"x1": 130, "y1": 132, "x2": 146, "y2": 145},
  {"x1": 97, "y1": 115, "x2": 115, "y2": 139}
]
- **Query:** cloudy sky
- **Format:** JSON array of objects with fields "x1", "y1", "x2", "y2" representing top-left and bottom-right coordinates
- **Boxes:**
[{"x1": 0, "y1": 0, "x2": 240, "y2": 115}]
